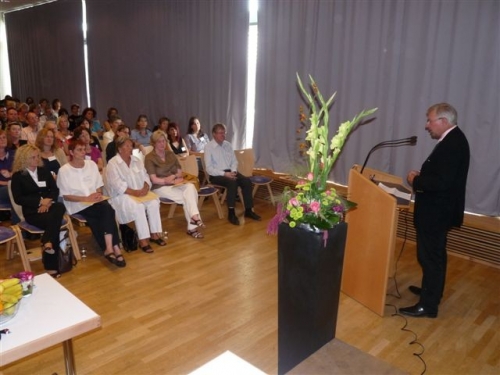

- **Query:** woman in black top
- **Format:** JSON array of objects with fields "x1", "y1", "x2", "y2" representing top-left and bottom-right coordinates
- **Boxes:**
[
  {"x1": 11, "y1": 144, "x2": 66, "y2": 276},
  {"x1": 166, "y1": 122, "x2": 189, "y2": 157}
]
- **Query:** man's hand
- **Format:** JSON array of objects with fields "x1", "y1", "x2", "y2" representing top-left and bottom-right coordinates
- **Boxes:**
[
  {"x1": 224, "y1": 171, "x2": 237, "y2": 180},
  {"x1": 407, "y1": 170, "x2": 420, "y2": 186}
]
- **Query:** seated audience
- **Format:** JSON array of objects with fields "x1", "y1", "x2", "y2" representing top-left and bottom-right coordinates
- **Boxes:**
[
  {"x1": 153, "y1": 117, "x2": 170, "y2": 132},
  {"x1": 36, "y1": 128, "x2": 68, "y2": 176},
  {"x1": 68, "y1": 103, "x2": 80, "y2": 131},
  {"x1": 6, "y1": 107, "x2": 19, "y2": 126},
  {"x1": 11, "y1": 144, "x2": 66, "y2": 277},
  {"x1": 102, "y1": 115, "x2": 122, "y2": 149},
  {"x1": 57, "y1": 114, "x2": 72, "y2": 138},
  {"x1": 73, "y1": 126, "x2": 104, "y2": 172},
  {"x1": 43, "y1": 120, "x2": 69, "y2": 154},
  {"x1": 82, "y1": 107, "x2": 103, "y2": 139},
  {"x1": 20, "y1": 111, "x2": 40, "y2": 145},
  {"x1": 57, "y1": 140, "x2": 125, "y2": 267},
  {"x1": 0, "y1": 129, "x2": 18, "y2": 222},
  {"x1": 105, "y1": 124, "x2": 130, "y2": 163},
  {"x1": 145, "y1": 131, "x2": 205, "y2": 239},
  {"x1": 17, "y1": 103, "x2": 29, "y2": 127},
  {"x1": 0, "y1": 104, "x2": 7, "y2": 129},
  {"x1": 204, "y1": 123, "x2": 261, "y2": 225},
  {"x1": 103, "y1": 107, "x2": 118, "y2": 132},
  {"x1": 166, "y1": 122, "x2": 189, "y2": 157},
  {"x1": 130, "y1": 115, "x2": 153, "y2": 150},
  {"x1": 7, "y1": 122, "x2": 27, "y2": 149},
  {"x1": 76, "y1": 117, "x2": 102, "y2": 151},
  {"x1": 185, "y1": 116, "x2": 210, "y2": 153},
  {"x1": 106, "y1": 136, "x2": 164, "y2": 253}
]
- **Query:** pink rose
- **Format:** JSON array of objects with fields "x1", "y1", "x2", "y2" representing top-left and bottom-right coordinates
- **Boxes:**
[
  {"x1": 310, "y1": 201, "x2": 321, "y2": 213},
  {"x1": 289, "y1": 197, "x2": 299, "y2": 206}
]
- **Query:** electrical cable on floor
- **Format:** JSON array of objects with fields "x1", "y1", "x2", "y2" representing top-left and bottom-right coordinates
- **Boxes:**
[
  {"x1": 384, "y1": 209, "x2": 427, "y2": 375},
  {"x1": 385, "y1": 304, "x2": 427, "y2": 375},
  {"x1": 386, "y1": 208, "x2": 410, "y2": 299}
]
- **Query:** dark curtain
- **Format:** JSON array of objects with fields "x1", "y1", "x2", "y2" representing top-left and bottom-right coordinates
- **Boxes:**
[
  {"x1": 85, "y1": 0, "x2": 248, "y2": 148},
  {"x1": 254, "y1": 0, "x2": 500, "y2": 216},
  {"x1": 5, "y1": 0, "x2": 86, "y2": 107}
]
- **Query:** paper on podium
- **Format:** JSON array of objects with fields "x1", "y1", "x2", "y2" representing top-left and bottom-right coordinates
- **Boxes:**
[{"x1": 377, "y1": 181, "x2": 411, "y2": 205}]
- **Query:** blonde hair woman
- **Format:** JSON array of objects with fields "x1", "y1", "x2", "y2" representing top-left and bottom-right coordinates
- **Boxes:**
[
  {"x1": 11, "y1": 144, "x2": 66, "y2": 277},
  {"x1": 35, "y1": 127, "x2": 68, "y2": 176},
  {"x1": 145, "y1": 131, "x2": 205, "y2": 239}
]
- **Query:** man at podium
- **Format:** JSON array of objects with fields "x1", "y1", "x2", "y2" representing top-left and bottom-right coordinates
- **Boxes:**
[{"x1": 400, "y1": 103, "x2": 470, "y2": 318}]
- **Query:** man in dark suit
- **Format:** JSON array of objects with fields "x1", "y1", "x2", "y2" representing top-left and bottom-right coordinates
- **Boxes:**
[{"x1": 400, "y1": 103, "x2": 470, "y2": 318}]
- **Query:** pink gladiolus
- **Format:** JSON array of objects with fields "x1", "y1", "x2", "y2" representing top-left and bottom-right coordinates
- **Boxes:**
[
  {"x1": 307, "y1": 172, "x2": 314, "y2": 181},
  {"x1": 310, "y1": 201, "x2": 321, "y2": 213}
]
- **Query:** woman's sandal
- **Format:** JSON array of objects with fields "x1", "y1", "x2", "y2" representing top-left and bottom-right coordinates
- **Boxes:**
[
  {"x1": 150, "y1": 237, "x2": 167, "y2": 246},
  {"x1": 114, "y1": 254, "x2": 127, "y2": 268},
  {"x1": 104, "y1": 252, "x2": 119, "y2": 265},
  {"x1": 141, "y1": 245, "x2": 154, "y2": 253},
  {"x1": 187, "y1": 229, "x2": 204, "y2": 239},
  {"x1": 189, "y1": 218, "x2": 206, "y2": 228}
]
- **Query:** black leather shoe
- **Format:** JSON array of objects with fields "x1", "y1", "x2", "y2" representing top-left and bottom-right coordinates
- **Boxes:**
[
  {"x1": 409, "y1": 285, "x2": 422, "y2": 295},
  {"x1": 228, "y1": 214, "x2": 240, "y2": 226},
  {"x1": 399, "y1": 304, "x2": 437, "y2": 318},
  {"x1": 244, "y1": 211, "x2": 261, "y2": 221}
]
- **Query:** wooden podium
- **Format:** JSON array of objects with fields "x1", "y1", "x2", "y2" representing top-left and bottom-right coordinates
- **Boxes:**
[{"x1": 341, "y1": 165, "x2": 411, "y2": 316}]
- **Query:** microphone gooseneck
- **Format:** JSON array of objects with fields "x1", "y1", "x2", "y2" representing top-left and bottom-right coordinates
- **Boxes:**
[{"x1": 360, "y1": 136, "x2": 418, "y2": 174}]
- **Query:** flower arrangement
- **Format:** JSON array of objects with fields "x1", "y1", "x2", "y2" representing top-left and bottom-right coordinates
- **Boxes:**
[{"x1": 268, "y1": 74, "x2": 377, "y2": 235}]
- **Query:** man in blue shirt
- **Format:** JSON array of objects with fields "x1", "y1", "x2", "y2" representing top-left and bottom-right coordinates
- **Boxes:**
[{"x1": 204, "y1": 123, "x2": 261, "y2": 225}]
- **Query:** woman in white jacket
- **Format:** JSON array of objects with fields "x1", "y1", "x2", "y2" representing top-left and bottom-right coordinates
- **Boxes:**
[{"x1": 105, "y1": 136, "x2": 165, "y2": 253}]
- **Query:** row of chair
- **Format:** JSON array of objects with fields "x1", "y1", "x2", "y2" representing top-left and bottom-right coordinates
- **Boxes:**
[{"x1": 1, "y1": 149, "x2": 274, "y2": 272}]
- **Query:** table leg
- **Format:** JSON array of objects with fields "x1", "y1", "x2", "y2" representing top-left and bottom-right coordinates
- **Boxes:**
[{"x1": 62, "y1": 339, "x2": 76, "y2": 375}]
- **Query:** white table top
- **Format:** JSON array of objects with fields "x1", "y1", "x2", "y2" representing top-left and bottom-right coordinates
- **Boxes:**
[
  {"x1": 0, "y1": 273, "x2": 101, "y2": 366},
  {"x1": 189, "y1": 351, "x2": 266, "y2": 375}
]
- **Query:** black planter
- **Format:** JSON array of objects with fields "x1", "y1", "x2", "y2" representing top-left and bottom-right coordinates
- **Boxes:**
[{"x1": 278, "y1": 221, "x2": 347, "y2": 374}]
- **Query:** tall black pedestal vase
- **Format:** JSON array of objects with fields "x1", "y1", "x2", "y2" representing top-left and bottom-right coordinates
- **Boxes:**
[{"x1": 277, "y1": 221, "x2": 347, "y2": 375}]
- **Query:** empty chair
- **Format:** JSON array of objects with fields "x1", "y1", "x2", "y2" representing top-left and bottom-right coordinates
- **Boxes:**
[{"x1": 234, "y1": 148, "x2": 275, "y2": 205}]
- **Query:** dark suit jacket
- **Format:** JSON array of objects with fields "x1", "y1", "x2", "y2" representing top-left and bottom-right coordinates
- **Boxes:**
[
  {"x1": 11, "y1": 167, "x2": 60, "y2": 218},
  {"x1": 413, "y1": 127, "x2": 470, "y2": 231}
]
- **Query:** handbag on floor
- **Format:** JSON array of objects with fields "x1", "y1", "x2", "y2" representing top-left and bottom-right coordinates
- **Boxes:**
[
  {"x1": 119, "y1": 224, "x2": 138, "y2": 252},
  {"x1": 58, "y1": 230, "x2": 76, "y2": 274}
]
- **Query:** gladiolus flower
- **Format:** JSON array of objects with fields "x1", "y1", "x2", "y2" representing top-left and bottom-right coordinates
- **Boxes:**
[{"x1": 307, "y1": 172, "x2": 314, "y2": 181}]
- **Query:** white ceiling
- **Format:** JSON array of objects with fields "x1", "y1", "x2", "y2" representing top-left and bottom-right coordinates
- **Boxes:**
[{"x1": 0, "y1": 0, "x2": 56, "y2": 14}]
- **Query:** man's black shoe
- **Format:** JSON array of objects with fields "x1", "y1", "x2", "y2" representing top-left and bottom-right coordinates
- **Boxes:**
[
  {"x1": 244, "y1": 211, "x2": 261, "y2": 221},
  {"x1": 399, "y1": 303, "x2": 437, "y2": 318},
  {"x1": 228, "y1": 214, "x2": 240, "y2": 226},
  {"x1": 409, "y1": 285, "x2": 422, "y2": 295}
]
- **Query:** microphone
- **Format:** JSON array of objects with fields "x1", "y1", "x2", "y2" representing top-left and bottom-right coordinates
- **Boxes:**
[{"x1": 360, "y1": 136, "x2": 417, "y2": 174}]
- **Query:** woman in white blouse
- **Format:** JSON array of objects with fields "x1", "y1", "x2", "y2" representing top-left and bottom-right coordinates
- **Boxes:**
[
  {"x1": 105, "y1": 136, "x2": 165, "y2": 253},
  {"x1": 57, "y1": 139, "x2": 125, "y2": 267}
]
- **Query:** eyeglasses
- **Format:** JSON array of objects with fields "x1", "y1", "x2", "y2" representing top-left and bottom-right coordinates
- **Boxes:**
[
  {"x1": 214, "y1": 131, "x2": 226, "y2": 135},
  {"x1": 426, "y1": 117, "x2": 444, "y2": 124}
]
